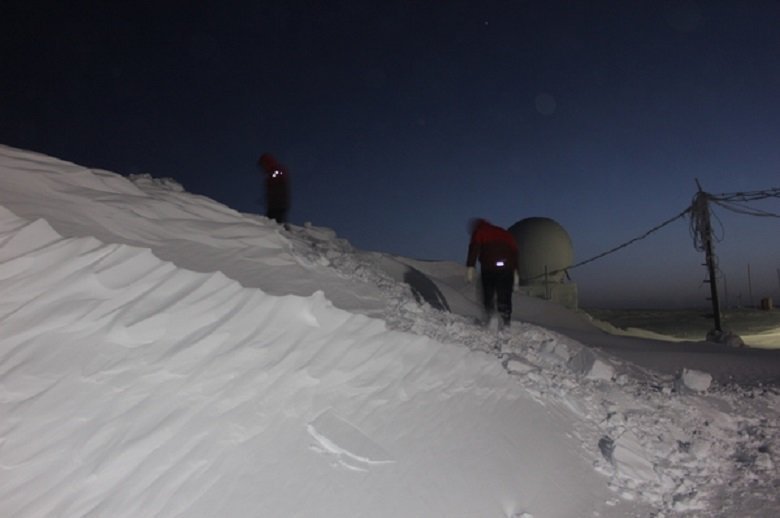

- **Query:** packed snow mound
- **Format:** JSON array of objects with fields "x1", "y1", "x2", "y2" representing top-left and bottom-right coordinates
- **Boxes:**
[{"x1": 1, "y1": 144, "x2": 779, "y2": 517}]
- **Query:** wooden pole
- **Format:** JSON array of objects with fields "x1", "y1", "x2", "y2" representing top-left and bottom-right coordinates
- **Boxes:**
[{"x1": 695, "y1": 181, "x2": 723, "y2": 332}]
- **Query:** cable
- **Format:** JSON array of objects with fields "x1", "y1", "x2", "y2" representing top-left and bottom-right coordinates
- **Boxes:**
[
  {"x1": 522, "y1": 185, "x2": 778, "y2": 283},
  {"x1": 710, "y1": 187, "x2": 780, "y2": 202},
  {"x1": 690, "y1": 191, "x2": 714, "y2": 252},
  {"x1": 527, "y1": 205, "x2": 693, "y2": 281},
  {"x1": 691, "y1": 192, "x2": 728, "y2": 251},
  {"x1": 711, "y1": 199, "x2": 780, "y2": 218}
]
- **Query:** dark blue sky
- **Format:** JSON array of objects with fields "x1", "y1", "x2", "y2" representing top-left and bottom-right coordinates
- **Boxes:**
[{"x1": 2, "y1": 1, "x2": 779, "y2": 308}]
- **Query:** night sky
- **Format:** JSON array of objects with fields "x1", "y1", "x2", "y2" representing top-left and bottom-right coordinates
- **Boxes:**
[{"x1": 2, "y1": 1, "x2": 779, "y2": 308}]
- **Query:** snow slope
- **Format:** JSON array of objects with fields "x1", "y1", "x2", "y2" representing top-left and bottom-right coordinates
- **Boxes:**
[{"x1": 1, "y1": 144, "x2": 779, "y2": 517}]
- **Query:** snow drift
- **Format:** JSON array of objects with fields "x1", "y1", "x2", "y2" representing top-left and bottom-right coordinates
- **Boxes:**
[{"x1": 1, "y1": 144, "x2": 779, "y2": 517}]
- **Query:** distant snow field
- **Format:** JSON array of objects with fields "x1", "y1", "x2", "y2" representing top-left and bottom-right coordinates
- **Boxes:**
[{"x1": 1, "y1": 144, "x2": 779, "y2": 517}]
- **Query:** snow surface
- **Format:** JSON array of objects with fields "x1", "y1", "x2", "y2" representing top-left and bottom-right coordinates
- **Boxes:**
[{"x1": 1, "y1": 144, "x2": 779, "y2": 517}]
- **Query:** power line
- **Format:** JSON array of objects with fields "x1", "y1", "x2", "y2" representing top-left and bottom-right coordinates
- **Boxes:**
[
  {"x1": 525, "y1": 185, "x2": 778, "y2": 281},
  {"x1": 570, "y1": 207, "x2": 692, "y2": 270},
  {"x1": 711, "y1": 199, "x2": 780, "y2": 218},
  {"x1": 530, "y1": 205, "x2": 692, "y2": 281},
  {"x1": 710, "y1": 187, "x2": 780, "y2": 202}
]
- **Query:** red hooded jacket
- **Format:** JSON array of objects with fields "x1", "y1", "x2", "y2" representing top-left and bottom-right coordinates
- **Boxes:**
[
  {"x1": 466, "y1": 219, "x2": 519, "y2": 273},
  {"x1": 258, "y1": 153, "x2": 290, "y2": 211}
]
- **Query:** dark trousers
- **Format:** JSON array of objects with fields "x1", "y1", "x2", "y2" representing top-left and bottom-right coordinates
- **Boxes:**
[
  {"x1": 266, "y1": 208, "x2": 288, "y2": 224},
  {"x1": 481, "y1": 268, "x2": 514, "y2": 323}
]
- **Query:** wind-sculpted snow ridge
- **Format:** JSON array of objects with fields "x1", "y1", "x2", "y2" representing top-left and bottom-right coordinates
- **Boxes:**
[
  {"x1": 283, "y1": 222, "x2": 780, "y2": 515},
  {"x1": 101, "y1": 190, "x2": 780, "y2": 512},
  {"x1": 1, "y1": 144, "x2": 778, "y2": 517},
  {"x1": 0, "y1": 206, "x2": 638, "y2": 517},
  {"x1": 0, "y1": 145, "x2": 388, "y2": 316}
]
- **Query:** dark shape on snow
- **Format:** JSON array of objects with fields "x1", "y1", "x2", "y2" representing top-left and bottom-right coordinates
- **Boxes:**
[
  {"x1": 403, "y1": 266, "x2": 450, "y2": 312},
  {"x1": 598, "y1": 436, "x2": 615, "y2": 464}
]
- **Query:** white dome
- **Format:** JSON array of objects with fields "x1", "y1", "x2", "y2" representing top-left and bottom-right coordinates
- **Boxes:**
[{"x1": 508, "y1": 217, "x2": 573, "y2": 285}]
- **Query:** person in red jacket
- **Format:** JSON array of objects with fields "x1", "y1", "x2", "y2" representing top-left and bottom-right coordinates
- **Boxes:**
[
  {"x1": 258, "y1": 152, "x2": 290, "y2": 224},
  {"x1": 466, "y1": 218, "x2": 520, "y2": 327}
]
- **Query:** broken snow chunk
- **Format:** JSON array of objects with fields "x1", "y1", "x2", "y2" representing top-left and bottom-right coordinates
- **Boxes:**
[
  {"x1": 612, "y1": 430, "x2": 658, "y2": 483},
  {"x1": 677, "y1": 368, "x2": 712, "y2": 393},
  {"x1": 539, "y1": 339, "x2": 573, "y2": 362},
  {"x1": 755, "y1": 451, "x2": 774, "y2": 471},
  {"x1": 505, "y1": 358, "x2": 536, "y2": 374},
  {"x1": 586, "y1": 358, "x2": 615, "y2": 381}
]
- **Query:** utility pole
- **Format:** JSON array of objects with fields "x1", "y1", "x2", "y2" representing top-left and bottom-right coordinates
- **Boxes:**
[{"x1": 694, "y1": 180, "x2": 723, "y2": 332}]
